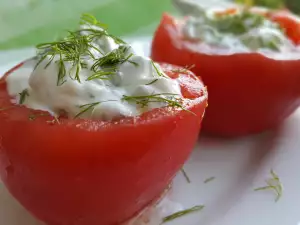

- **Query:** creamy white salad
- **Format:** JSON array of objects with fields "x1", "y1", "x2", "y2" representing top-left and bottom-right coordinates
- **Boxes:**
[
  {"x1": 173, "y1": 0, "x2": 298, "y2": 53},
  {"x1": 5, "y1": 15, "x2": 182, "y2": 120}
]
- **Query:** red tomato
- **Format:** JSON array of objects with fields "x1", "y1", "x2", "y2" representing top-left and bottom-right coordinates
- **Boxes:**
[
  {"x1": 267, "y1": 10, "x2": 300, "y2": 45},
  {"x1": 151, "y1": 13, "x2": 300, "y2": 136},
  {"x1": 0, "y1": 62, "x2": 207, "y2": 225}
]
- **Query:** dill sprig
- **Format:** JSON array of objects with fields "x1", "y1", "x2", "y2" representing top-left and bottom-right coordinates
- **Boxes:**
[
  {"x1": 86, "y1": 69, "x2": 116, "y2": 81},
  {"x1": 204, "y1": 176, "x2": 216, "y2": 184},
  {"x1": 19, "y1": 89, "x2": 29, "y2": 104},
  {"x1": 79, "y1": 13, "x2": 126, "y2": 45},
  {"x1": 151, "y1": 60, "x2": 168, "y2": 78},
  {"x1": 74, "y1": 102, "x2": 101, "y2": 118},
  {"x1": 36, "y1": 30, "x2": 98, "y2": 84},
  {"x1": 172, "y1": 64, "x2": 195, "y2": 73},
  {"x1": 145, "y1": 79, "x2": 159, "y2": 85},
  {"x1": 122, "y1": 93, "x2": 192, "y2": 114},
  {"x1": 80, "y1": 13, "x2": 108, "y2": 30},
  {"x1": 162, "y1": 205, "x2": 205, "y2": 224},
  {"x1": 181, "y1": 168, "x2": 191, "y2": 183},
  {"x1": 91, "y1": 46, "x2": 134, "y2": 71},
  {"x1": 35, "y1": 13, "x2": 128, "y2": 86},
  {"x1": 254, "y1": 169, "x2": 283, "y2": 202}
]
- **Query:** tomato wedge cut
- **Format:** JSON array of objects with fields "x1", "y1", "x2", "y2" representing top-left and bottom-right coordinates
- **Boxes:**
[
  {"x1": 0, "y1": 62, "x2": 207, "y2": 225},
  {"x1": 151, "y1": 13, "x2": 300, "y2": 137}
]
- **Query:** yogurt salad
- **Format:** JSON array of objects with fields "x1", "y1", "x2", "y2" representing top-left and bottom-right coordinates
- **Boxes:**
[
  {"x1": 0, "y1": 14, "x2": 207, "y2": 225},
  {"x1": 173, "y1": 0, "x2": 300, "y2": 54},
  {"x1": 5, "y1": 14, "x2": 183, "y2": 121}
]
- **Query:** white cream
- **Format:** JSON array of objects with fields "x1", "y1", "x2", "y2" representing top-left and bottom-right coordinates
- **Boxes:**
[{"x1": 5, "y1": 33, "x2": 181, "y2": 120}]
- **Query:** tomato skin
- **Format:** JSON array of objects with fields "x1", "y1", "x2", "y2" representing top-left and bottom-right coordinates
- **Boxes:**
[
  {"x1": 151, "y1": 14, "x2": 300, "y2": 137},
  {"x1": 267, "y1": 10, "x2": 300, "y2": 45},
  {"x1": 0, "y1": 63, "x2": 207, "y2": 225}
]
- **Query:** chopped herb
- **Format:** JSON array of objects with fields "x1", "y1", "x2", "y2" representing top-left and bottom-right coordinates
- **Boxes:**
[
  {"x1": 36, "y1": 31, "x2": 96, "y2": 85},
  {"x1": 80, "y1": 13, "x2": 108, "y2": 29},
  {"x1": 91, "y1": 46, "x2": 131, "y2": 71},
  {"x1": 19, "y1": 89, "x2": 29, "y2": 104},
  {"x1": 212, "y1": 10, "x2": 265, "y2": 35},
  {"x1": 145, "y1": 79, "x2": 158, "y2": 85},
  {"x1": 151, "y1": 60, "x2": 168, "y2": 78},
  {"x1": 35, "y1": 13, "x2": 127, "y2": 86},
  {"x1": 162, "y1": 205, "x2": 205, "y2": 224},
  {"x1": 254, "y1": 169, "x2": 283, "y2": 202},
  {"x1": 181, "y1": 168, "x2": 191, "y2": 183},
  {"x1": 172, "y1": 64, "x2": 195, "y2": 73},
  {"x1": 86, "y1": 70, "x2": 116, "y2": 81},
  {"x1": 122, "y1": 93, "x2": 194, "y2": 115},
  {"x1": 74, "y1": 102, "x2": 101, "y2": 118},
  {"x1": 204, "y1": 176, "x2": 215, "y2": 184}
]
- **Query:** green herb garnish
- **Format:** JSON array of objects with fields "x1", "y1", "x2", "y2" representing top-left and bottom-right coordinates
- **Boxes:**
[
  {"x1": 213, "y1": 10, "x2": 265, "y2": 35},
  {"x1": 151, "y1": 60, "x2": 167, "y2": 78},
  {"x1": 36, "y1": 31, "x2": 97, "y2": 84},
  {"x1": 204, "y1": 176, "x2": 216, "y2": 184},
  {"x1": 86, "y1": 70, "x2": 116, "y2": 81},
  {"x1": 91, "y1": 46, "x2": 132, "y2": 71},
  {"x1": 162, "y1": 205, "x2": 205, "y2": 224},
  {"x1": 74, "y1": 102, "x2": 101, "y2": 118},
  {"x1": 172, "y1": 64, "x2": 195, "y2": 73},
  {"x1": 35, "y1": 13, "x2": 127, "y2": 86},
  {"x1": 181, "y1": 167, "x2": 191, "y2": 183},
  {"x1": 254, "y1": 169, "x2": 283, "y2": 202},
  {"x1": 19, "y1": 89, "x2": 29, "y2": 104},
  {"x1": 80, "y1": 13, "x2": 108, "y2": 29},
  {"x1": 122, "y1": 93, "x2": 193, "y2": 114},
  {"x1": 145, "y1": 79, "x2": 159, "y2": 85}
]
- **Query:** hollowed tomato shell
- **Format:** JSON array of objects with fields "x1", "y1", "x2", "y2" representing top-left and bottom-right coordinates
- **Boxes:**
[
  {"x1": 0, "y1": 62, "x2": 207, "y2": 225},
  {"x1": 151, "y1": 13, "x2": 300, "y2": 137}
]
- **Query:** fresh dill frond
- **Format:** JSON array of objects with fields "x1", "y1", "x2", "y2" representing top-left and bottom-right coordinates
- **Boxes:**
[
  {"x1": 122, "y1": 93, "x2": 195, "y2": 115},
  {"x1": 74, "y1": 102, "x2": 101, "y2": 118},
  {"x1": 80, "y1": 13, "x2": 108, "y2": 29},
  {"x1": 204, "y1": 176, "x2": 216, "y2": 184},
  {"x1": 181, "y1": 168, "x2": 191, "y2": 183},
  {"x1": 254, "y1": 169, "x2": 283, "y2": 202},
  {"x1": 145, "y1": 79, "x2": 158, "y2": 85},
  {"x1": 86, "y1": 70, "x2": 116, "y2": 81},
  {"x1": 172, "y1": 64, "x2": 195, "y2": 73},
  {"x1": 162, "y1": 205, "x2": 205, "y2": 224},
  {"x1": 36, "y1": 30, "x2": 96, "y2": 85},
  {"x1": 91, "y1": 46, "x2": 131, "y2": 70},
  {"x1": 19, "y1": 89, "x2": 29, "y2": 104},
  {"x1": 151, "y1": 60, "x2": 168, "y2": 78}
]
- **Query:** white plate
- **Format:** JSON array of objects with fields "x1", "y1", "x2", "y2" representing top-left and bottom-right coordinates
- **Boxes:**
[{"x1": 1, "y1": 39, "x2": 300, "y2": 225}]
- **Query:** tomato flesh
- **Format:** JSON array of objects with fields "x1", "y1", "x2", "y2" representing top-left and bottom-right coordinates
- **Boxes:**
[
  {"x1": 0, "y1": 63, "x2": 207, "y2": 225},
  {"x1": 151, "y1": 13, "x2": 300, "y2": 136}
]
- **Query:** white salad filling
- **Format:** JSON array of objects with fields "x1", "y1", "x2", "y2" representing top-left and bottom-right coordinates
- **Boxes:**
[
  {"x1": 5, "y1": 18, "x2": 182, "y2": 120},
  {"x1": 174, "y1": 0, "x2": 298, "y2": 53}
]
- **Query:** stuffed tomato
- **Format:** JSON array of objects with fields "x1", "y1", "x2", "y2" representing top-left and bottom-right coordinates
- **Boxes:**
[
  {"x1": 151, "y1": 2, "x2": 300, "y2": 136},
  {"x1": 0, "y1": 15, "x2": 207, "y2": 225}
]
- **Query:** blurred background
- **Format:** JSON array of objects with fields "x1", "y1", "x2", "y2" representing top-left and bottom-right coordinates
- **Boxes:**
[{"x1": 0, "y1": 0, "x2": 299, "y2": 51}]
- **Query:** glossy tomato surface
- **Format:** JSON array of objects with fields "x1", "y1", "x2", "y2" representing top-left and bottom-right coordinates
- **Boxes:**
[
  {"x1": 0, "y1": 62, "x2": 207, "y2": 225},
  {"x1": 151, "y1": 13, "x2": 300, "y2": 137}
]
